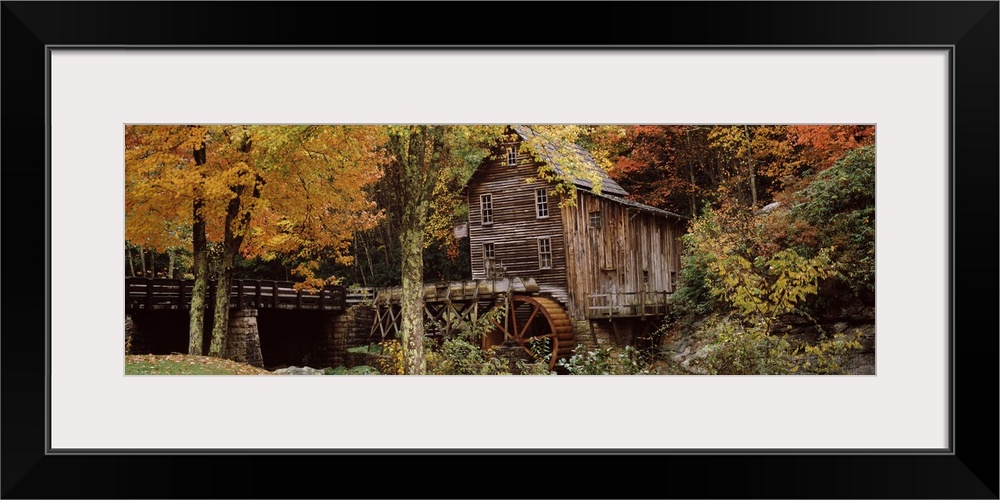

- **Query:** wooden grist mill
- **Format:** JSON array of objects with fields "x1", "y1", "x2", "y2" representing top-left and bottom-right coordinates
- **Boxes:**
[
  {"x1": 369, "y1": 277, "x2": 573, "y2": 370},
  {"x1": 372, "y1": 125, "x2": 688, "y2": 369}
]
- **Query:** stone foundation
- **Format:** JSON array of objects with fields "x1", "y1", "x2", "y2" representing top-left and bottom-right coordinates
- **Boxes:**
[
  {"x1": 573, "y1": 320, "x2": 617, "y2": 350},
  {"x1": 125, "y1": 314, "x2": 137, "y2": 355},
  {"x1": 225, "y1": 308, "x2": 264, "y2": 368},
  {"x1": 492, "y1": 343, "x2": 535, "y2": 373},
  {"x1": 571, "y1": 318, "x2": 665, "y2": 353},
  {"x1": 126, "y1": 310, "x2": 194, "y2": 355},
  {"x1": 313, "y1": 305, "x2": 376, "y2": 368}
]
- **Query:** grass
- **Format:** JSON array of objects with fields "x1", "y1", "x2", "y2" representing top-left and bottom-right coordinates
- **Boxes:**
[
  {"x1": 125, "y1": 354, "x2": 273, "y2": 375},
  {"x1": 323, "y1": 365, "x2": 380, "y2": 375},
  {"x1": 346, "y1": 344, "x2": 381, "y2": 354}
]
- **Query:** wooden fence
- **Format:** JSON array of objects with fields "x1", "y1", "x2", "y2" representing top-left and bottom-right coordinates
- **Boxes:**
[
  {"x1": 585, "y1": 291, "x2": 671, "y2": 319},
  {"x1": 125, "y1": 278, "x2": 346, "y2": 311}
]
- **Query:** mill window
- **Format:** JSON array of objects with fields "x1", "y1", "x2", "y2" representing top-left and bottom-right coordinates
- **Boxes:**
[
  {"x1": 507, "y1": 145, "x2": 518, "y2": 166},
  {"x1": 538, "y1": 237, "x2": 552, "y2": 269},
  {"x1": 589, "y1": 211, "x2": 602, "y2": 229},
  {"x1": 483, "y1": 242, "x2": 496, "y2": 276},
  {"x1": 480, "y1": 194, "x2": 493, "y2": 225},
  {"x1": 535, "y1": 189, "x2": 549, "y2": 218}
]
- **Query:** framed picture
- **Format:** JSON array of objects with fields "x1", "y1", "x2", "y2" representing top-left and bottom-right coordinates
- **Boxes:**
[{"x1": 3, "y1": 2, "x2": 996, "y2": 498}]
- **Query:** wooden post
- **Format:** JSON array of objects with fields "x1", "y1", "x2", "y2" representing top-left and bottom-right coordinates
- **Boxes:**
[
  {"x1": 272, "y1": 282, "x2": 279, "y2": 309},
  {"x1": 255, "y1": 281, "x2": 262, "y2": 308},
  {"x1": 178, "y1": 280, "x2": 185, "y2": 309},
  {"x1": 145, "y1": 277, "x2": 153, "y2": 310},
  {"x1": 319, "y1": 286, "x2": 326, "y2": 310},
  {"x1": 236, "y1": 279, "x2": 244, "y2": 309},
  {"x1": 297, "y1": 288, "x2": 303, "y2": 309}
]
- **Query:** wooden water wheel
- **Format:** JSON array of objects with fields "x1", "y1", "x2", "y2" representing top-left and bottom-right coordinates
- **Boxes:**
[{"x1": 484, "y1": 295, "x2": 575, "y2": 370}]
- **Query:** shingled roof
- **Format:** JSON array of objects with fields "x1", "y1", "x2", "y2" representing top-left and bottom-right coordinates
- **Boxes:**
[
  {"x1": 511, "y1": 125, "x2": 629, "y2": 197},
  {"x1": 595, "y1": 192, "x2": 687, "y2": 220}
]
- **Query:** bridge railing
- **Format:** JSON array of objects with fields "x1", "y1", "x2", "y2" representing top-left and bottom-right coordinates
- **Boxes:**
[
  {"x1": 585, "y1": 291, "x2": 672, "y2": 319},
  {"x1": 125, "y1": 277, "x2": 346, "y2": 311}
]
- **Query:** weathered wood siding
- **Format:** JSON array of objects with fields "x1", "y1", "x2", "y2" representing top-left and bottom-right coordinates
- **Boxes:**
[
  {"x1": 467, "y1": 144, "x2": 569, "y2": 305},
  {"x1": 561, "y1": 191, "x2": 685, "y2": 319}
]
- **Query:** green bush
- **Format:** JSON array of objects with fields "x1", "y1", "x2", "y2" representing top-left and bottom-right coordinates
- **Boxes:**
[
  {"x1": 690, "y1": 318, "x2": 796, "y2": 375},
  {"x1": 557, "y1": 345, "x2": 649, "y2": 375},
  {"x1": 675, "y1": 145, "x2": 874, "y2": 317},
  {"x1": 425, "y1": 337, "x2": 552, "y2": 375},
  {"x1": 784, "y1": 145, "x2": 875, "y2": 304},
  {"x1": 683, "y1": 316, "x2": 865, "y2": 375},
  {"x1": 677, "y1": 205, "x2": 836, "y2": 332},
  {"x1": 427, "y1": 338, "x2": 489, "y2": 375}
]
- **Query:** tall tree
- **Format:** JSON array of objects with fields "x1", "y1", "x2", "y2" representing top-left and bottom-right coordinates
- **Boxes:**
[
  {"x1": 188, "y1": 138, "x2": 209, "y2": 354},
  {"x1": 206, "y1": 128, "x2": 264, "y2": 355},
  {"x1": 125, "y1": 125, "x2": 210, "y2": 353},
  {"x1": 385, "y1": 125, "x2": 508, "y2": 374},
  {"x1": 125, "y1": 125, "x2": 385, "y2": 359}
]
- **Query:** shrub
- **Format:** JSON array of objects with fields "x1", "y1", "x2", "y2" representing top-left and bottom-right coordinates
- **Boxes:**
[
  {"x1": 427, "y1": 337, "x2": 489, "y2": 375},
  {"x1": 774, "y1": 145, "x2": 876, "y2": 305},
  {"x1": 685, "y1": 316, "x2": 864, "y2": 375},
  {"x1": 679, "y1": 205, "x2": 836, "y2": 333},
  {"x1": 558, "y1": 345, "x2": 649, "y2": 375},
  {"x1": 377, "y1": 339, "x2": 405, "y2": 375},
  {"x1": 688, "y1": 317, "x2": 796, "y2": 375},
  {"x1": 795, "y1": 331, "x2": 865, "y2": 374}
]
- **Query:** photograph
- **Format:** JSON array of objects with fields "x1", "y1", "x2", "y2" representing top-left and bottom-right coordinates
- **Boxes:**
[
  {"x1": 4, "y1": 1, "x2": 994, "y2": 496},
  {"x1": 125, "y1": 124, "x2": 876, "y2": 376}
]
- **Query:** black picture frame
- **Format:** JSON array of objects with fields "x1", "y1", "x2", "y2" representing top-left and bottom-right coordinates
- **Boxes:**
[{"x1": 2, "y1": 2, "x2": 996, "y2": 498}]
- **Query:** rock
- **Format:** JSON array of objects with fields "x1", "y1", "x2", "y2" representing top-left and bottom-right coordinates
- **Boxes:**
[
  {"x1": 273, "y1": 366, "x2": 325, "y2": 375},
  {"x1": 757, "y1": 201, "x2": 781, "y2": 214}
]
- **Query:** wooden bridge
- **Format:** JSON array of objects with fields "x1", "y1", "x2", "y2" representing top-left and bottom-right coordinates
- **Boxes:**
[
  {"x1": 364, "y1": 277, "x2": 541, "y2": 338},
  {"x1": 361, "y1": 277, "x2": 578, "y2": 369},
  {"x1": 126, "y1": 276, "x2": 671, "y2": 370},
  {"x1": 125, "y1": 278, "x2": 347, "y2": 312}
]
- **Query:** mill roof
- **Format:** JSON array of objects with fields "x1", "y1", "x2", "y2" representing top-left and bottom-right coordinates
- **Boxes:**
[
  {"x1": 463, "y1": 125, "x2": 687, "y2": 221},
  {"x1": 510, "y1": 125, "x2": 629, "y2": 197}
]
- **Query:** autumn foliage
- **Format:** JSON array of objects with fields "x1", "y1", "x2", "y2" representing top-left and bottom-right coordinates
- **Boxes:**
[
  {"x1": 125, "y1": 125, "x2": 386, "y2": 288},
  {"x1": 125, "y1": 124, "x2": 873, "y2": 372},
  {"x1": 126, "y1": 125, "x2": 386, "y2": 356}
]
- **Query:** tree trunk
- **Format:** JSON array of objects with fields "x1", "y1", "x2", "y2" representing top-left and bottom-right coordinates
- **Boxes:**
[
  {"x1": 209, "y1": 148, "x2": 264, "y2": 358},
  {"x1": 396, "y1": 126, "x2": 446, "y2": 375},
  {"x1": 188, "y1": 142, "x2": 209, "y2": 355},
  {"x1": 208, "y1": 234, "x2": 237, "y2": 357},
  {"x1": 188, "y1": 198, "x2": 208, "y2": 355},
  {"x1": 743, "y1": 125, "x2": 758, "y2": 209},
  {"x1": 137, "y1": 245, "x2": 146, "y2": 276},
  {"x1": 168, "y1": 249, "x2": 175, "y2": 279},
  {"x1": 400, "y1": 208, "x2": 427, "y2": 374},
  {"x1": 126, "y1": 243, "x2": 136, "y2": 277}
]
